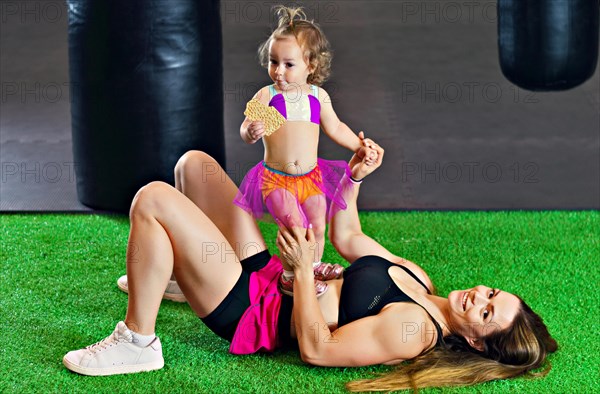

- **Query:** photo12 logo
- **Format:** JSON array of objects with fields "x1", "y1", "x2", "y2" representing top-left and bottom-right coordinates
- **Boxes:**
[
  {"x1": 1, "y1": 82, "x2": 74, "y2": 104},
  {"x1": 220, "y1": 1, "x2": 340, "y2": 25},
  {"x1": 399, "y1": 1, "x2": 497, "y2": 24},
  {"x1": 1, "y1": 162, "x2": 77, "y2": 184},
  {"x1": 1, "y1": 1, "x2": 65, "y2": 24},
  {"x1": 200, "y1": 241, "x2": 265, "y2": 264},
  {"x1": 224, "y1": 81, "x2": 338, "y2": 105},
  {"x1": 401, "y1": 161, "x2": 540, "y2": 184},
  {"x1": 401, "y1": 81, "x2": 539, "y2": 104}
]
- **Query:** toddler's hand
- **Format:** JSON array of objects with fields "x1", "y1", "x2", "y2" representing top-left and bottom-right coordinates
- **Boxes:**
[
  {"x1": 349, "y1": 142, "x2": 384, "y2": 181},
  {"x1": 247, "y1": 120, "x2": 265, "y2": 143},
  {"x1": 358, "y1": 131, "x2": 380, "y2": 165}
]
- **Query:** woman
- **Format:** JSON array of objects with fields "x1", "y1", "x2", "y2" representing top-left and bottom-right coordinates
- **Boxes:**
[{"x1": 63, "y1": 142, "x2": 557, "y2": 391}]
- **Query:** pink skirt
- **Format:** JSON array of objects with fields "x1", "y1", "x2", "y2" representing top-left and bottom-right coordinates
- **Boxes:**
[
  {"x1": 233, "y1": 158, "x2": 350, "y2": 227},
  {"x1": 229, "y1": 255, "x2": 284, "y2": 355}
]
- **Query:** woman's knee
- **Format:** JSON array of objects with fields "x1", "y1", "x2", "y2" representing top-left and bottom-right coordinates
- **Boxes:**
[
  {"x1": 174, "y1": 150, "x2": 218, "y2": 182},
  {"x1": 130, "y1": 181, "x2": 174, "y2": 219}
]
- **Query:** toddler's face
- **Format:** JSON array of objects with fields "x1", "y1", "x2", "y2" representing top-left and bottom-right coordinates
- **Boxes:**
[{"x1": 268, "y1": 36, "x2": 313, "y2": 91}]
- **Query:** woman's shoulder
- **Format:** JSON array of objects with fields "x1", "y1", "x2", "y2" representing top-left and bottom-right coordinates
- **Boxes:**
[
  {"x1": 379, "y1": 303, "x2": 438, "y2": 359},
  {"x1": 391, "y1": 257, "x2": 435, "y2": 294}
]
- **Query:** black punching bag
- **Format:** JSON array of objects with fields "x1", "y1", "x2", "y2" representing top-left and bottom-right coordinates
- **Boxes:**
[
  {"x1": 498, "y1": 0, "x2": 599, "y2": 91},
  {"x1": 68, "y1": 0, "x2": 225, "y2": 212}
]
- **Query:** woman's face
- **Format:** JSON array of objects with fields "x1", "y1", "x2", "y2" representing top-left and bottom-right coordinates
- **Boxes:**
[
  {"x1": 447, "y1": 285, "x2": 521, "y2": 347},
  {"x1": 268, "y1": 36, "x2": 312, "y2": 91}
]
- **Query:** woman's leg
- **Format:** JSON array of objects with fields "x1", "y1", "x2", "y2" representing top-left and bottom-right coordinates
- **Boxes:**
[
  {"x1": 125, "y1": 180, "x2": 267, "y2": 335},
  {"x1": 174, "y1": 150, "x2": 266, "y2": 260},
  {"x1": 64, "y1": 179, "x2": 267, "y2": 376},
  {"x1": 118, "y1": 150, "x2": 266, "y2": 295}
]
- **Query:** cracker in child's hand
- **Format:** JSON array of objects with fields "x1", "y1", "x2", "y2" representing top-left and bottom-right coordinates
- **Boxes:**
[{"x1": 244, "y1": 99, "x2": 286, "y2": 136}]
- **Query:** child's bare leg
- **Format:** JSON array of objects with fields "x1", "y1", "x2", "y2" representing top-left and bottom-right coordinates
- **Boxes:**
[
  {"x1": 264, "y1": 189, "x2": 305, "y2": 259},
  {"x1": 264, "y1": 188, "x2": 307, "y2": 229},
  {"x1": 265, "y1": 188, "x2": 309, "y2": 269},
  {"x1": 265, "y1": 188, "x2": 328, "y2": 296},
  {"x1": 300, "y1": 194, "x2": 327, "y2": 262},
  {"x1": 302, "y1": 194, "x2": 344, "y2": 281}
]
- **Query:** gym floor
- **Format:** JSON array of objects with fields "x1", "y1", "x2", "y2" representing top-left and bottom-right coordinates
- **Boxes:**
[{"x1": 1, "y1": 1, "x2": 599, "y2": 211}]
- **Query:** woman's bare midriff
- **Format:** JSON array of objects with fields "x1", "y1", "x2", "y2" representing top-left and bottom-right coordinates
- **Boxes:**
[{"x1": 263, "y1": 122, "x2": 319, "y2": 174}]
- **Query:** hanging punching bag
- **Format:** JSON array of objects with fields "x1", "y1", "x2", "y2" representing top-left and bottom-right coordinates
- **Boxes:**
[
  {"x1": 498, "y1": 0, "x2": 599, "y2": 91},
  {"x1": 68, "y1": 0, "x2": 225, "y2": 212}
]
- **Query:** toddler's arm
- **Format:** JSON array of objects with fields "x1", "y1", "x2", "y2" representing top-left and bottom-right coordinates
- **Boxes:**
[
  {"x1": 318, "y1": 87, "x2": 362, "y2": 152},
  {"x1": 240, "y1": 87, "x2": 269, "y2": 144},
  {"x1": 240, "y1": 119, "x2": 264, "y2": 144}
]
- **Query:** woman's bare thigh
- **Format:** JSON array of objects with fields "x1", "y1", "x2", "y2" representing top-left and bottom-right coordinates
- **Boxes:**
[
  {"x1": 175, "y1": 150, "x2": 266, "y2": 260},
  {"x1": 137, "y1": 181, "x2": 248, "y2": 317}
]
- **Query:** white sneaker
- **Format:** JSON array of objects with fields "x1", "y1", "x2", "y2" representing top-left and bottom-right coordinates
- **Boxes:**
[
  {"x1": 63, "y1": 321, "x2": 164, "y2": 376},
  {"x1": 117, "y1": 275, "x2": 187, "y2": 303}
]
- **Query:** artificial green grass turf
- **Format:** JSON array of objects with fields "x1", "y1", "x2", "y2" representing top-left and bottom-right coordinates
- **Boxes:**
[{"x1": 1, "y1": 212, "x2": 598, "y2": 393}]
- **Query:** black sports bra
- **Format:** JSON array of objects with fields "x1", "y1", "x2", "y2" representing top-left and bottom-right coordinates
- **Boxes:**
[{"x1": 338, "y1": 255, "x2": 444, "y2": 347}]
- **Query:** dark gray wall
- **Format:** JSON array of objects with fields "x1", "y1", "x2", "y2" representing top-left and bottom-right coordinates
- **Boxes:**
[
  {"x1": 222, "y1": 1, "x2": 600, "y2": 210},
  {"x1": 2, "y1": 1, "x2": 599, "y2": 210}
]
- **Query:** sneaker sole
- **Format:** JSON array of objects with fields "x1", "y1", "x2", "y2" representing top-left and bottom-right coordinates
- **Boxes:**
[
  {"x1": 160, "y1": 292, "x2": 187, "y2": 303},
  {"x1": 63, "y1": 355, "x2": 164, "y2": 376},
  {"x1": 63, "y1": 357, "x2": 165, "y2": 376},
  {"x1": 117, "y1": 278, "x2": 187, "y2": 303}
]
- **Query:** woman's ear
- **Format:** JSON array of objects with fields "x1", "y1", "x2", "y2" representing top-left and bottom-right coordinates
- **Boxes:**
[{"x1": 466, "y1": 336, "x2": 484, "y2": 352}]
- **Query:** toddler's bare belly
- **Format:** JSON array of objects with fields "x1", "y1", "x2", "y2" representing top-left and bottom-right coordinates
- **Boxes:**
[{"x1": 264, "y1": 122, "x2": 319, "y2": 174}]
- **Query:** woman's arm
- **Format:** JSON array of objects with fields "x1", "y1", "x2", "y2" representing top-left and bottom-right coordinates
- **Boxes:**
[
  {"x1": 328, "y1": 142, "x2": 397, "y2": 264},
  {"x1": 277, "y1": 225, "x2": 326, "y2": 362},
  {"x1": 318, "y1": 87, "x2": 362, "y2": 152},
  {"x1": 303, "y1": 305, "x2": 437, "y2": 367},
  {"x1": 328, "y1": 144, "x2": 434, "y2": 290},
  {"x1": 277, "y1": 226, "x2": 434, "y2": 366}
]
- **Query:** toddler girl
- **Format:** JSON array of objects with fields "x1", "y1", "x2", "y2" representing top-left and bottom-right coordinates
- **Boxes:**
[{"x1": 234, "y1": 6, "x2": 373, "y2": 296}]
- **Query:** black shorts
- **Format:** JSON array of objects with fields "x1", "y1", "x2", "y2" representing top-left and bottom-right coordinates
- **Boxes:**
[{"x1": 200, "y1": 250, "x2": 294, "y2": 347}]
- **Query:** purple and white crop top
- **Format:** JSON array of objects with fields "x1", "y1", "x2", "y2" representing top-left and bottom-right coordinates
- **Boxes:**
[{"x1": 268, "y1": 84, "x2": 321, "y2": 124}]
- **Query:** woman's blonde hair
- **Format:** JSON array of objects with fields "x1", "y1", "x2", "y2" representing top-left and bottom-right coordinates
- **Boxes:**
[
  {"x1": 347, "y1": 298, "x2": 558, "y2": 392},
  {"x1": 258, "y1": 5, "x2": 332, "y2": 86}
]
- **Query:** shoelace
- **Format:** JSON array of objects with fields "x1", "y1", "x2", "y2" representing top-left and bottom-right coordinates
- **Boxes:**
[{"x1": 86, "y1": 329, "x2": 131, "y2": 353}]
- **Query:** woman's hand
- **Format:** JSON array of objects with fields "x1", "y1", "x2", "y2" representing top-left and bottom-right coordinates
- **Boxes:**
[
  {"x1": 276, "y1": 224, "x2": 318, "y2": 275},
  {"x1": 348, "y1": 131, "x2": 384, "y2": 181},
  {"x1": 246, "y1": 120, "x2": 265, "y2": 143}
]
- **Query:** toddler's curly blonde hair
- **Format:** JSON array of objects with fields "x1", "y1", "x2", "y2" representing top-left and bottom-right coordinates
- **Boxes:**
[{"x1": 258, "y1": 5, "x2": 332, "y2": 86}]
